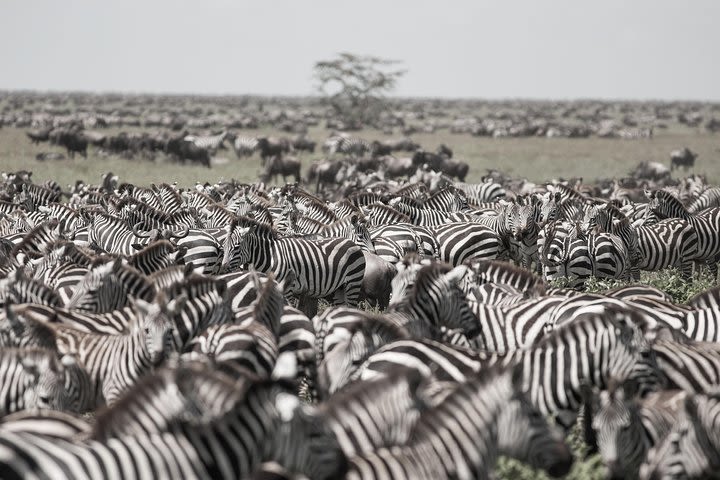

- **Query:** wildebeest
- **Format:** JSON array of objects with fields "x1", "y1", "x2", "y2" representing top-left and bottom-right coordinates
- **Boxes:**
[
  {"x1": 292, "y1": 135, "x2": 317, "y2": 153},
  {"x1": 164, "y1": 134, "x2": 211, "y2": 168},
  {"x1": 670, "y1": 147, "x2": 697, "y2": 171},
  {"x1": 256, "y1": 137, "x2": 291, "y2": 164},
  {"x1": 412, "y1": 149, "x2": 469, "y2": 181},
  {"x1": 49, "y1": 129, "x2": 88, "y2": 158},
  {"x1": 259, "y1": 155, "x2": 301, "y2": 184},
  {"x1": 35, "y1": 152, "x2": 67, "y2": 162}
]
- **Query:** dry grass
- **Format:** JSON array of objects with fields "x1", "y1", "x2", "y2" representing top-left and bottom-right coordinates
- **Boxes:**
[{"x1": 1, "y1": 123, "x2": 718, "y2": 188}]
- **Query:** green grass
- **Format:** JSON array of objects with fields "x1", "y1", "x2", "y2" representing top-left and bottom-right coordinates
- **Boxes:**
[{"x1": 1, "y1": 123, "x2": 718, "y2": 189}]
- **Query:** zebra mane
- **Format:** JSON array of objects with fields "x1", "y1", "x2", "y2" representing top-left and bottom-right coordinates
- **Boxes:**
[
  {"x1": 154, "y1": 183, "x2": 184, "y2": 206},
  {"x1": 395, "y1": 182, "x2": 429, "y2": 200},
  {"x1": 1, "y1": 304, "x2": 58, "y2": 350},
  {"x1": 651, "y1": 189, "x2": 687, "y2": 212},
  {"x1": 229, "y1": 215, "x2": 277, "y2": 240},
  {"x1": 117, "y1": 197, "x2": 173, "y2": 224},
  {"x1": 10, "y1": 218, "x2": 60, "y2": 257},
  {"x1": 471, "y1": 259, "x2": 546, "y2": 295},
  {"x1": 367, "y1": 204, "x2": 412, "y2": 223},
  {"x1": 550, "y1": 183, "x2": 588, "y2": 203},
  {"x1": 164, "y1": 274, "x2": 227, "y2": 302}
]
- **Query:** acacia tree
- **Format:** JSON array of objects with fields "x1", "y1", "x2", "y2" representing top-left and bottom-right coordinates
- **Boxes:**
[{"x1": 313, "y1": 53, "x2": 406, "y2": 127}]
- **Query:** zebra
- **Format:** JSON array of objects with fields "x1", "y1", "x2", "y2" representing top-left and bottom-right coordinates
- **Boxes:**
[
  {"x1": 221, "y1": 217, "x2": 365, "y2": 315},
  {"x1": 646, "y1": 189, "x2": 720, "y2": 277},
  {"x1": 286, "y1": 213, "x2": 375, "y2": 253},
  {"x1": 455, "y1": 179, "x2": 506, "y2": 204},
  {"x1": 687, "y1": 186, "x2": 720, "y2": 214},
  {"x1": 0, "y1": 348, "x2": 77, "y2": 416},
  {"x1": 47, "y1": 295, "x2": 178, "y2": 406},
  {"x1": 588, "y1": 379, "x2": 685, "y2": 479},
  {"x1": 369, "y1": 223, "x2": 437, "y2": 258},
  {"x1": 539, "y1": 221, "x2": 593, "y2": 287},
  {"x1": 0, "y1": 379, "x2": 348, "y2": 480},
  {"x1": 233, "y1": 135, "x2": 259, "y2": 158},
  {"x1": 639, "y1": 390, "x2": 720, "y2": 480},
  {"x1": 89, "y1": 362, "x2": 249, "y2": 440},
  {"x1": 315, "y1": 262, "x2": 478, "y2": 363},
  {"x1": 0, "y1": 409, "x2": 92, "y2": 440},
  {"x1": 330, "y1": 135, "x2": 372, "y2": 157},
  {"x1": 351, "y1": 306, "x2": 663, "y2": 428},
  {"x1": 422, "y1": 186, "x2": 468, "y2": 211},
  {"x1": 429, "y1": 222, "x2": 503, "y2": 266},
  {"x1": 184, "y1": 130, "x2": 228, "y2": 154},
  {"x1": 469, "y1": 258, "x2": 547, "y2": 297},
  {"x1": 319, "y1": 367, "x2": 428, "y2": 457},
  {"x1": 391, "y1": 201, "x2": 478, "y2": 226},
  {"x1": 184, "y1": 273, "x2": 284, "y2": 379},
  {"x1": 87, "y1": 213, "x2": 152, "y2": 255},
  {"x1": 652, "y1": 339, "x2": 720, "y2": 393},
  {"x1": 345, "y1": 367, "x2": 573, "y2": 480}
]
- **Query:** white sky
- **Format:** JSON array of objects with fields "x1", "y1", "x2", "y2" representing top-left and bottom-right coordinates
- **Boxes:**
[{"x1": 2, "y1": 0, "x2": 719, "y2": 100}]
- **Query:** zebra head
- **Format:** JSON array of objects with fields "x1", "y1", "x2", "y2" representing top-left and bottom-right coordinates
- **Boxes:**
[
  {"x1": 133, "y1": 295, "x2": 179, "y2": 365},
  {"x1": 260, "y1": 382, "x2": 348, "y2": 479},
  {"x1": 640, "y1": 391, "x2": 720, "y2": 480},
  {"x1": 500, "y1": 368, "x2": 574, "y2": 478},
  {"x1": 20, "y1": 349, "x2": 71, "y2": 412},
  {"x1": 349, "y1": 215, "x2": 375, "y2": 253},
  {"x1": 58, "y1": 354, "x2": 93, "y2": 414},
  {"x1": 221, "y1": 220, "x2": 257, "y2": 271}
]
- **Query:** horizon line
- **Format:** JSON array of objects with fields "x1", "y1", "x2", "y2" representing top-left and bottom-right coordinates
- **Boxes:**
[{"x1": 1, "y1": 88, "x2": 718, "y2": 105}]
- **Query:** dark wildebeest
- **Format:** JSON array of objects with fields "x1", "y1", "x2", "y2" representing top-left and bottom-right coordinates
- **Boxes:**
[
  {"x1": 259, "y1": 155, "x2": 301, "y2": 184},
  {"x1": 165, "y1": 135, "x2": 211, "y2": 168},
  {"x1": 256, "y1": 137, "x2": 291, "y2": 165},
  {"x1": 50, "y1": 129, "x2": 88, "y2": 158},
  {"x1": 412, "y1": 150, "x2": 468, "y2": 181},
  {"x1": 670, "y1": 147, "x2": 697, "y2": 171},
  {"x1": 291, "y1": 135, "x2": 316, "y2": 153},
  {"x1": 437, "y1": 143, "x2": 453, "y2": 158}
]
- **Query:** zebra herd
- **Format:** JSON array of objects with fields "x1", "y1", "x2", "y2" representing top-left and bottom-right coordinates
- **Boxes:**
[{"x1": 0, "y1": 165, "x2": 719, "y2": 479}]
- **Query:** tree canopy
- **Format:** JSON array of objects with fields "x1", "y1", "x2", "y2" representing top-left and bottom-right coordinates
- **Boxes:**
[{"x1": 313, "y1": 53, "x2": 406, "y2": 127}]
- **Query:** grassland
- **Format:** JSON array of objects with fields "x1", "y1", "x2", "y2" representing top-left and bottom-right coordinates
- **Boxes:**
[{"x1": 0, "y1": 123, "x2": 718, "y2": 188}]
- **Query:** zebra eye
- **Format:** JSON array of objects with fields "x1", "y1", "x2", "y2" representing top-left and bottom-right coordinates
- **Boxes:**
[{"x1": 144, "y1": 328, "x2": 150, "y2": 335}]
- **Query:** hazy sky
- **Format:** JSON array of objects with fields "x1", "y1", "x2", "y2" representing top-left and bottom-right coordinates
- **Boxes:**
[{"x1": 2, "y1": 0, "x2": 719, "y2": 100}]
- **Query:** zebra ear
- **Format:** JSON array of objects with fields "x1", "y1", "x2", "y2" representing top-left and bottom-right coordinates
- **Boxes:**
[
  {"x1": 643, "y1": 189, "x2": 653, "y2": 199},
  {"x1": 444, "y1": 265, "x2": 469, "y2": 286}
]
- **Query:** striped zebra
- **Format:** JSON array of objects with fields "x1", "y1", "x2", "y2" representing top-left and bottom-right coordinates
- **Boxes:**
[
  {"x1": 455, "y1": 178, "x2": 506, "y2": 204},
  {"x1": 469, "y1": 259, "x2": 547, "y2": 297},
  {"x1": 184, "y1": 274, "x2": 283, "y2": 379},
  {"x1": 687, "y1": 284, "x2": 720, "y2": 310},
  {"x1": 539, "y1": 221, "x2": 592, "y2": 286},
  {"x1": 352, "y1": 306, "x2": 663, "y2": 427},
  {"x1": 87, "y1": 214, "x2": 152, "y2": 255},
  {"x1": 345, "y1": 367, "x2": 573, "y2": 480},
  {"x1": 221, "y1": 217, "x2": 365, "y2": 313},
  {"x1": 89, "y1": 362, "x2": 249, "y2": 440},
  {"x1": 652, "y1": 339, "x2": 720, "y2": 393},
  {"x1": 0, "y1": 348, "x2": 75, "y2": 416},
  {"x1": 639, "y1": 390, "x2": 720, "y2": 480},
  {"x1": 430, "y1": 222, "x2": 503, "y2": 266},
  {"x1": 0, "y1": 409, "x2": 92, "y2": 439},
  {"x1": 127, "y1": 239, "x2": 186, "y2": 275},
  {"x1": 36, "y1": 203, "x2": 87, "y2": 233},
  {"x1": 391, "y1": 201, "x2": 478, "y2": 226},
  {"x1": 328, "y1": 135, "x2": 372, "y2": 156},
  {"x1": 286, "y1": 213, "x2": 375, "y2": 252},
  {"x1": 646, "y1": 189, "x2": 720, "y2": 277},
  {"x1": 233, "y1": 135, "x2": 259, "y2": 158},
  {"x1": 589, "y1": 380, "x2": 684, "y2": 479},
  {"x1": 185, "y1": 130, "x2": 228, "y2": 154},
  {"x1": 422, "y1": 186, "x2": 468, "y2": 211},
  {"x1": 319, "y1": 368, "x2": 428, "y2": 457},
  {"x1": 0, "y1": 379, "x2": 348, "y2": 480},
  {"x1": 315, "y1": 262, "x2": 477, "y2": 362},
  {"x1": 687, "y1": 186, "x2": 720, "y2": 213},
  {"x1": 46, "y1": 295, "x2": 177, "y2": 406},
  {"x1": 506, "y1": 198, "x2": 542, "y2": 271},
  {"x1": 369, "y1": 223, "x2": 437, "y2": 258}
]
